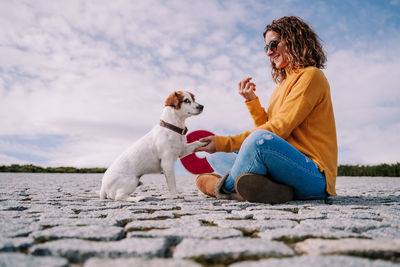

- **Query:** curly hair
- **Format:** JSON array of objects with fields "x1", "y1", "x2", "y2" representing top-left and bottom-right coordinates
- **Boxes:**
[{"x1": 263, "y1": 16, "x2": 327, "y2": 83}]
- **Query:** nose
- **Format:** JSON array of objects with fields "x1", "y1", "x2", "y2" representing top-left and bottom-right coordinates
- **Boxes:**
[
  {"x1": 197, "y1": 104, "x2": 204, "y2": 111},
  {"x1": 267, "y1": 47, "x2": 274, "y2": 57}
]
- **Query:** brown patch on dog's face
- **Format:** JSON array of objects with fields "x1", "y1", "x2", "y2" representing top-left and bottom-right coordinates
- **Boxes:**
[
  {"x1": 188, "y1": 92, "x2": 195, "y2": 102},
  {"x1": 165, "y1": 91, "x2": 185, "y2": 109}
]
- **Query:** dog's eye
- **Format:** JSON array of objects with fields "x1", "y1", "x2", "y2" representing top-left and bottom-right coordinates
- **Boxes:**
[{"x1": 184, "y1": 99, "x2": 191, "y2": 104}]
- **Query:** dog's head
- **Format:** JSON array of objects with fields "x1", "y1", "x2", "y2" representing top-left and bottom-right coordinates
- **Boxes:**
[{"x1": 165, "y1": 91, "x2": 204, "y2": 117}]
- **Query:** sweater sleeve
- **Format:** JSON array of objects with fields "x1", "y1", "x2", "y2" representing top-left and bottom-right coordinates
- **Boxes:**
[
  {"x1": 245, "y1": 97, "x2": 268, "y2": 127},
  {"x1": 215, "y1": 68, "x2": 325, "y2": 152},
  {"x1": 215, "y1": 130, "x2": 254, "y2": 152}
]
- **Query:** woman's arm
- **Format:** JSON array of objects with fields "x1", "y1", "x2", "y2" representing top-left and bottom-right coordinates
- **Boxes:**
[
  {"x1": 238, "y1": 77, "x2": 268, "y2": 127},
  {"x1": 215, "y1": 68, "x2": 327, "y2": 152},
  {"x1": 245, "y1": 98, "x2": 268, "y2": 127}
]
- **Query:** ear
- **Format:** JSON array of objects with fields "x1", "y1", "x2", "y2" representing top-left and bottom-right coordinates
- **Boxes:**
[
  {"x1": 188, "y1": 92, "x2": 195, "y2": 102},
  {"x1": 165, "y1": 91, "x2": 184, "y2": 109}
]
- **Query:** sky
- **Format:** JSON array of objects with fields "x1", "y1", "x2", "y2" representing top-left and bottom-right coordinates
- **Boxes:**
[{"x1": 0, "y1": 0, "x2": 399, "y2": 174}]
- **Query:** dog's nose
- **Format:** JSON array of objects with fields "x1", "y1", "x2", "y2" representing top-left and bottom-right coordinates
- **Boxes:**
[{"x1": 197, "y1": 105, "x2": 204, "y2": 111}]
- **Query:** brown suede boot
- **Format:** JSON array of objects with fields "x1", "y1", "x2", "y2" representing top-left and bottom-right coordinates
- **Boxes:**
[
  {"x1": 196, "y1": 172, "x2": 244, "y2": 201},
  {"x1": 196, "y1": 173, "x2": 221, "y2": 197},
  {"x1": 234, "y1": 173, "x2": 294, "y2": 204}
]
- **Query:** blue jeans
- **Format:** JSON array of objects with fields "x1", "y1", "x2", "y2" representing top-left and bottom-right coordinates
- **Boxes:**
[{"x1": 207, "y1": 130, "x2": 328, "y2": 200}]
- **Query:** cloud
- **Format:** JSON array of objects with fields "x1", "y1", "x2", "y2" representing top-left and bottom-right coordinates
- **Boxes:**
[
  {"x1": 326, "y1": 45, "x2": 400, "y2": 165},
  {"x1": 0, "y1": 153, "x2": 30, "y2": 166},
  {"x1": 0, "y1": 0, "x2": 399, "y2": 170},
  {"x1": 0, "y1": 0, "x2": 258, "y2": 166}
]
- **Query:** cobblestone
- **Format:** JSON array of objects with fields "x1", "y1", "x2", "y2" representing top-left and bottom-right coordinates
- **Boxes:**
[{"x1": 0, "y1": 173, "x2": 399, "y2": 266}]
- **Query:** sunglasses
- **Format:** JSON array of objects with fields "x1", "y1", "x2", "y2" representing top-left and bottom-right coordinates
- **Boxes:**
[{"x1": 264, "y1": 40, "x2": 280, "y2": 54}]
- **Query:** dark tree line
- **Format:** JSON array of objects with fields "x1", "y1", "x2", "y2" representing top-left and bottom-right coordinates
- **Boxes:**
[
  {"x1": 0, "y1": 164, "x2": 106, "y2": 173},
  {"x1": 337, "y1": 163, "x2": 400, "y2": 177},
  {"x1": 0, "y1": 163, "x2": 399, "y2": 176}
]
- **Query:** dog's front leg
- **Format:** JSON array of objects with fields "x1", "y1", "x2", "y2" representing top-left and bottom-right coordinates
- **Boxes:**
[
  {"x1": 179, "y1": 141, "x2": 208, "y2": 158},
  {"x1": 160, "y1": 159, "x2": 178, "y2": 198}
]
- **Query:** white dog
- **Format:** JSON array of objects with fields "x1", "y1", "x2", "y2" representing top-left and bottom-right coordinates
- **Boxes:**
[{"x1": 99, "y1": 91, "x2": 206, "y2": 202}]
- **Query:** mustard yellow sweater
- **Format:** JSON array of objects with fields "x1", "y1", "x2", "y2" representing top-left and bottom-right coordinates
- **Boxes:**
[{"x1": 215, "y1": 66, "x2": 338, "y2": 196}]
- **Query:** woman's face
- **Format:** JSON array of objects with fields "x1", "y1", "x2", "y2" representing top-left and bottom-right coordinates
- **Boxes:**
[{"x1": 265, "y1": 31, "x2": 288, "y2": 69}]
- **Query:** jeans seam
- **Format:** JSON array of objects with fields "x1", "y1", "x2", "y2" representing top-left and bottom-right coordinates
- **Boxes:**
[{"x1": 246, "y1": 152, "x2": 259, "y2": 174}]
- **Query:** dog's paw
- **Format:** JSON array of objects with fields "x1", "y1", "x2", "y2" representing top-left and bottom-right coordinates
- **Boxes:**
[
  {"x1": 169, "y1": 193, "x2": 181, "y2": 199},
  {"x1": 125, "y1": 196, "x2": 146, "y2": 202},
  {"x1": 199, "y1": 141, "x2": 209, "y2": 147},
  {"x1": 193, "y1": 140, "x2": 208, "y2": 148}
]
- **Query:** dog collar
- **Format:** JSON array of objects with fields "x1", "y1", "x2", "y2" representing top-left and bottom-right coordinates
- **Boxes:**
[{"x1": 160, "y1": 120, "x2": 188, "y2": 135}]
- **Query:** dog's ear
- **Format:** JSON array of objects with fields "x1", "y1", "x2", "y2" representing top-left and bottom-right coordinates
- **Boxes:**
[
  {"x1": 165, "y1": 91, "x2": 184, "y2": 109},
  {"x1": 188, "y1": 92, "x2": 195, "y2": 102}
]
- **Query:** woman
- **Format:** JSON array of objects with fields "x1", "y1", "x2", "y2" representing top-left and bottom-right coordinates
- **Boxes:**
[{"x1": 195, "y1": 16, "x2": 337, "y2": 203}]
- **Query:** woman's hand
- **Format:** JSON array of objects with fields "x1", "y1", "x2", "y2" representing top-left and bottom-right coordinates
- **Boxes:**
[
  {"x1": 194, "y1": 136, "x2": 216, "y2": 154},
  {"x1": 238, "y1": 77, "x2": 257, "y2": 102}
]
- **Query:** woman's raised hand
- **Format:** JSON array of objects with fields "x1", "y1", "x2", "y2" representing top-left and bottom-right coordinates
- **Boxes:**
[{"x1": 238, "y1": 77, "x2": 257, "y2": 101}]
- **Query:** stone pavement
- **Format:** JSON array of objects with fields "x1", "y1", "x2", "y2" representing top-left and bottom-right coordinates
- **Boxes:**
[{"x1": 0, "y1": 172, "x2": 399, "y2": 266}]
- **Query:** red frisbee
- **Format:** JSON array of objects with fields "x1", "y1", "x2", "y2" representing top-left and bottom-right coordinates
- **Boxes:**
[{"x1": 180, "y1": 130, "x2": 215, "y2": 174}]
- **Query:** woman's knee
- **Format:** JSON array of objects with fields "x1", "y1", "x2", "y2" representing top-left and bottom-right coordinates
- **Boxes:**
[
  {"x1": 244, "y1": 130, "x2": 271, "y2": 143},
  {"x1": 242, "y1": 130, "x2": 280, "y2": 151}
]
